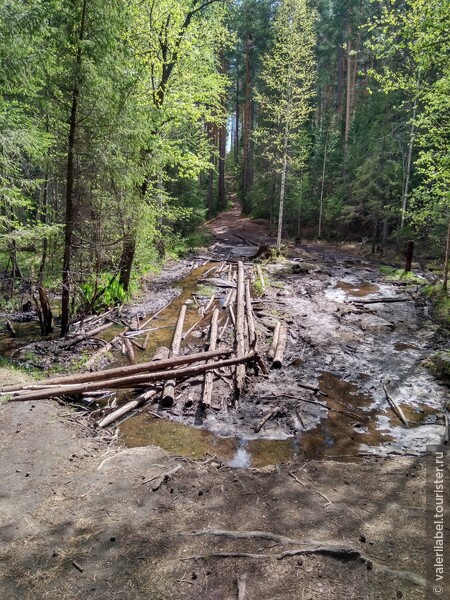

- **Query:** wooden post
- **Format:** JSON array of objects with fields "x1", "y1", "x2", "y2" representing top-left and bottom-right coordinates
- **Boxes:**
[
  {"x1": 162, "y1": 304, "x2": 187, "y2": 407},
  {"x1": 404, "y1": 240, "x2": 414, "y2": 272},
  {"x1": 202, "y1": 308, "x2": 219, "y2": 407}
]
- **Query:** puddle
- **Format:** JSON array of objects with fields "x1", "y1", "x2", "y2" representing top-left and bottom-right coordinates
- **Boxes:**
[
  {"x1": 335, "y1": 281, "x2": 380, "y2": 297},
  {"x1": 120, "y1": 413, "x2": 299, "y2": 468},
  {"x1": 0, "y1": 321, "x2": 43, "y2": 356},
  {"x1": 394, "y1": 342, "x2": 419, "y2": 352},
  {"x1": 299, "y1": 372, "x2": 393, "y2": 459},
  {"x1": 109, "y1": 262, "x2": 224, "y2": 369}
]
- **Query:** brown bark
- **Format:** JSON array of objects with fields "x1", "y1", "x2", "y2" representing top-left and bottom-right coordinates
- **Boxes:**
[
  {"x1": 118, "y1": 234, "x2": 136, "y2": 292},
  {"x1": 242, "y1": 33, "x2": 253, "y2": 212},
  {"x1": 61, "y1": 0, "x2": 88, "y2": 337}
]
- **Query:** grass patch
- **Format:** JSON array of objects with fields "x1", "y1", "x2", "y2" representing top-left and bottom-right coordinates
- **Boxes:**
[
  {"x1": 379, "y1": 265, "x2": 424, "y2": 284},
  {"x1": 196, "y1": 284, "x2": 214, "y2": 297}
]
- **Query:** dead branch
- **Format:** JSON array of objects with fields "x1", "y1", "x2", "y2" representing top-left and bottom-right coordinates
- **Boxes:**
[
  {"x1": 254, "y1": 406, "x2": 280, "y2": 433},
  {"x1": 383, "y1": 383, "x2": 409, "y2": 427},
  {"x1": 142, "y1": 464, "x2": 181, "y2": 490}
]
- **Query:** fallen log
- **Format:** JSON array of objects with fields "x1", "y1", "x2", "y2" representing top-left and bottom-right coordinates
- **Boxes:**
[
  {"x1": 254, "y1": 406, "x2": 280, "y2": 433},
  {"x1": 204, "y1": 294, "x2": 216, "y2": 313},
  {"x1": 122, "y1": 336, "x2": 136, "y2": 365},
  {"x1": 268, "y1": 321, "x2": 281, "y2": 361},
  {"x1": 202, "y1": 308, "x2": 219, "y2": 407},
  {"x1": 245, "y1": 280, "x2": 256, "y2": 347},
  {"x1": 7, "y1": 352, "x2": 256, "y2": 403},
  {"x1": 235, "y1": 261, "x2": 246, "y2": 397},
  {"x1": 162, "y1": 304, "x2": 187, "y2": 407},
  {"x1": 383, "y1": 383, "x2": 409, "y2": 427},
  {"x1": 139, "y1": 300, "x2": 172, "y2": 331},
  {"x1": 1, "y1": 347, "x2": 233, "y2": 394},
  {"x1": 97, "y1": 389, "x2": 158, "y2": 428},
  {"x1": 349, "y1": 296, "x2": 411, "y2": 305},
  {"x1": 271, "y1": 325, "x2": 287, "y2": 369},
  {"x1": 60, "y1": 321, "x2": 114, "y2": 350},
  {"x1": 201, "y1": 277, "x2": 236, "y2": 289}
]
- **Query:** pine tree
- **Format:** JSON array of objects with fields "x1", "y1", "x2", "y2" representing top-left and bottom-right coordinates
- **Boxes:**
[{"x1": 255, "y1": 0, "x2": 316, "y2": 249}]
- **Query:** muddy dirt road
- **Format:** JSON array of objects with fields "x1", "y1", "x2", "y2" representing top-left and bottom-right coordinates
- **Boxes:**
[{"x1": 0, "y1": 206, "x2": 448, "y2": 599}]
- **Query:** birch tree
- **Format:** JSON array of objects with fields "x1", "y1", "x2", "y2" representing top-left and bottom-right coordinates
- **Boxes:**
[{"x1": 255, "y1": 0, "x2": 316, "y2": 250}]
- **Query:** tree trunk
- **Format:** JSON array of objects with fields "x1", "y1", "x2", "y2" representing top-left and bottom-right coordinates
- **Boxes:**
[
  {"x1": 443, "y1": 216, "x2": 450, "y2": 291},
  {"x1": 318, "y1": 138, "x2": 328, "y2": 238},
  {"x1": 242, "y1": 33, "x2": 252, "y2": 212},
  {"x1": 118, "y1": 234, "x2": 136, "y2": 292},
  {"x1": 234, "y1": 74, "x2": 239, "y2": 165},
  {"x1": 218, "y1": 55, "x2": 227, "y2": 211},
  {"x1": 344, "y1": 34, "x2": 352, "y2": 146},
  {"x1": 61, "y1": 0, "x2": 88, "y2": 337},
  {"x1": 277, "y1": 122, "x2": 290, "y2": 251},
  {"x1": 398, "y1": 99, "x2": 417, "y2": 247}
]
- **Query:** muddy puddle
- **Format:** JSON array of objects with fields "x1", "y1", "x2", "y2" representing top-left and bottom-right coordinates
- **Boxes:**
[
  {"x1": 117, "y1": 370, "x2": 439, "y2": 467},
  {"x1": 120, "y1": 413, "x2": 300, "y2": 468}
]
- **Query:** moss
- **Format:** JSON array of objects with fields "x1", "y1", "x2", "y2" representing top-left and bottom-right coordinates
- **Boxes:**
[{"x1": 379, "y1": 265, "x2": 424, "y2": 284}]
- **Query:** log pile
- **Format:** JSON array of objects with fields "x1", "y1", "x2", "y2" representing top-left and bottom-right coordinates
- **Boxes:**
[{"x1": 1, "y1": 260, "x2": 290, "y2": 428}]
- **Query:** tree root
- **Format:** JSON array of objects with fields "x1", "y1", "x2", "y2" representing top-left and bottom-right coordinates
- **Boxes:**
[{"x1": 179, "y1": 529, "x2": 426, "y2": 588}]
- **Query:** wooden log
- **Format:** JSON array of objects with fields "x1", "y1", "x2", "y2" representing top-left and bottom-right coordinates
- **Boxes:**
[
  {"x1": 245, "y1": 280, "x2": 256, "y2": 347},
  {"x1": 7, "y1": 352, "x2": 256, "y2": 402},
  {"x1": 162, "y1": 304, "x2": 187, "y2": 407},
  {"x1": 202, "y1": 309, "x2": 219, "y2": 407},
  {"x1": 383, "y1": 383, "x2": 409, "y2": 427},
  {"x1": 235, "y1": 261, "x2": 246, "y2": 396},
  {"x1": 60, "y1": 322, "x2": 114, "y2": 350},
  {"x1": 349, "y1": 296, "x2": 411, "y2": 305},
  {"x1": 5, "y1": 320, "x2": 16, "y2": 337},
  {"x1": 254, "y1": 406, "x2": 280, "y2": 433},
  {"x1": 271, "y1": 325, "x2": 287, "y2": 369},
  {"x1": 2, "y1": 347, "x2": 232, "y2": 394},
  {"x1": 223, "y1": 288, "x2": 234, "y2": 309},
  {"x1": 204, "y1": 294, "x2": 216, "y2": 313},
  {"x1": 122, "y1": 336, "x2": 136, "y2": 365},
  {"x1": 139, "y1": 300, "x2": 171, "y2": 331},
  {"x1": 97, "y1": 390, "x2": 158, "y2": 428},
  {"x1": 268, "y1": 321, "x2": 281, "y2": 360}
]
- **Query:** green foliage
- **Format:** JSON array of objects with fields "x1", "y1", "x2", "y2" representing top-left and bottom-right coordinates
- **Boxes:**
[{"x1": 80, "y1": 275, "x2": 128, "y2": 312}]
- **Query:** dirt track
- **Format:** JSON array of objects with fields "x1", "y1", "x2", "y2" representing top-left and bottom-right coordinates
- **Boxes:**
[{"x1": 0, "y1": 206, "x2": 448, "y2": 599}]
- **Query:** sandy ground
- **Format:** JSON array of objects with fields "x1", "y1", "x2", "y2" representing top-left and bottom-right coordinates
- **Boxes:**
[{"x1": 1, "y1": 206, "x2": 448, "y2": 599}]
